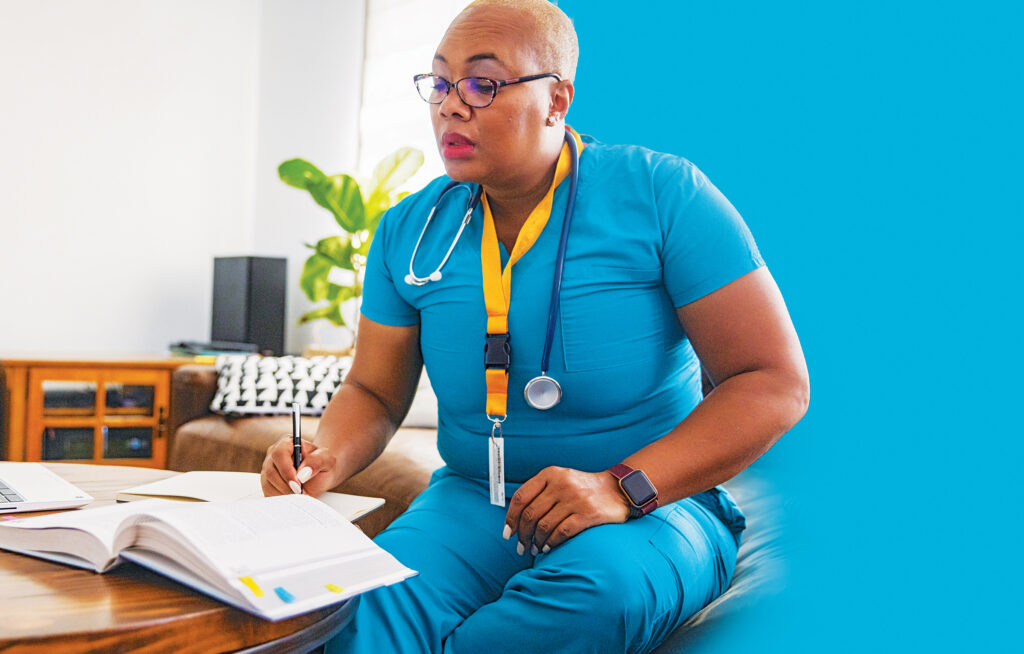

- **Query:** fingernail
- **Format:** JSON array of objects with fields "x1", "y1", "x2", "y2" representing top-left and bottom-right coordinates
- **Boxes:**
[
  {"x1": 296, "y1": 467, "x2": 313, "y2": 483},
  {"x1": 542, "y1": 544, "x2": 550, "y2": 553},
  {"x1": 288, "y1": 481, "x2": 301, "y2": 494},
  {"x1": 531, "y1": 545, "x2": 538, "y2": 556},
  {"x1": 502, "y1": 524, "x2": 512, "y2": 540},
  {"x1": 516, "y1": 542, "x2": 524, "y2": 556}
]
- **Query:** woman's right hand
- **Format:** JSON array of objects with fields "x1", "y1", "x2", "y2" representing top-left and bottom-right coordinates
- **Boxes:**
[{"x1": 260, "y1": 436, "x2": 341, "y2": 497}]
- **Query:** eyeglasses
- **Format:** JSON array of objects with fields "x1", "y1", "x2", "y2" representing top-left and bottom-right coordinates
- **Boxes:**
[{"x1": 413, "y1": 73, "x2": 562, "y2": 108}]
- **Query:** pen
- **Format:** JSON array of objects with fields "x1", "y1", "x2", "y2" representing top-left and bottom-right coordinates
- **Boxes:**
[{"x1": 291, "y1": 402, "x2": 302, "y2": 483}]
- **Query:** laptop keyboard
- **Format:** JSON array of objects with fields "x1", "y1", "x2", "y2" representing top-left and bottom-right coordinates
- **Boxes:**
[{"x1": 0, "y1": 479, "x2": 26, "y2": 503}]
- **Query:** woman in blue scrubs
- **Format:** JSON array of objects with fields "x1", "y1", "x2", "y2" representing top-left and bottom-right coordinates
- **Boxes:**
[{"x1": 261, "y1": 1, "x2": 809, "y2": 652}]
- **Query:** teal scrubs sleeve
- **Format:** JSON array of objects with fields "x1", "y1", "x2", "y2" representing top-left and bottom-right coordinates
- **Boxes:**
[
  {"x1": 361, "y1": 209, "x2": 419, "y2": 327},
  {"x1": 655, "y1": 158, "x2": 765, "y2": 307}
]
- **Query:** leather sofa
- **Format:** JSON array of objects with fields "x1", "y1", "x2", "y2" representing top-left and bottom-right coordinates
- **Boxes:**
[{"x1": 168, "y1": 364, "x2": 784, "y2": 652}]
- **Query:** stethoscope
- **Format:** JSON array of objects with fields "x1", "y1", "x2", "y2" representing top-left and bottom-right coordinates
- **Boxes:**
[{"x1": 404, "y1": 131, "x2": 580, "y2": 411}]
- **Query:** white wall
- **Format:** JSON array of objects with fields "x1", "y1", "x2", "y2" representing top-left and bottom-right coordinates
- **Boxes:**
[
  {"x1": 252, "y1": 0, "x2": 365, "y2": 353},
  {"x1": 0, "y1": 0, "x2": 365, "y2": 356}
]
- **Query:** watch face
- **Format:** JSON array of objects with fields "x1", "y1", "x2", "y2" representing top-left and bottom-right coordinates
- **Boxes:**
[{"x1": 620, "y1": 470, "x2": 657, "y2": 506}]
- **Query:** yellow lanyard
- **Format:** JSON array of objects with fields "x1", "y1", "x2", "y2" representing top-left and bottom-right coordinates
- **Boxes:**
[{"x1": 480, "y1": 128, "x2": 585, "y2": 421}]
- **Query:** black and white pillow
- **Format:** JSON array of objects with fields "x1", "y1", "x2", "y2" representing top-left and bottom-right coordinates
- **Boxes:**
[{"x1": 209, "y1": 354, "x2": 353, "y2": 416}]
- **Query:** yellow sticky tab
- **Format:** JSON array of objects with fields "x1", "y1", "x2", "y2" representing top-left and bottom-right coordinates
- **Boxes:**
[
  {"x1": 325, "y1": 584, "x2": 345, "y2": 594},
  {"x1": 239, "y1": 576, "x2": 265, "y2": 597}
]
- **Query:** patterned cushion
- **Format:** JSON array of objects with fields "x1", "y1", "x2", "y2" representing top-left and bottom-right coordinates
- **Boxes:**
[{"x1": 209, "y1": 354, "x2": 353, "y2": 416}]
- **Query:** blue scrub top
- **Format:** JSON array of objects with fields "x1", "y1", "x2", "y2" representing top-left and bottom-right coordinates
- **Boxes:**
[{"x1": 361, "y1": 134, "x2": 764, "y2": 484}]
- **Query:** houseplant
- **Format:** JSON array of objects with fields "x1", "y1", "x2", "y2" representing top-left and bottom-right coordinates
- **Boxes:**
[{"x1": 278, "y1": 147, "x2": 424, "y2": 340}]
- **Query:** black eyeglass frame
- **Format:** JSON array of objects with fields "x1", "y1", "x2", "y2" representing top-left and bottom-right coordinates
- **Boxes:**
[{"x1": 413, "y1": 73, "x2": 562, "y2": 108}]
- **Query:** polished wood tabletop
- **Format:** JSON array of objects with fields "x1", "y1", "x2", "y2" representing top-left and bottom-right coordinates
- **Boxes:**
[{"x1": 0, "y1": 463, "x2": 352, "y2": 653}]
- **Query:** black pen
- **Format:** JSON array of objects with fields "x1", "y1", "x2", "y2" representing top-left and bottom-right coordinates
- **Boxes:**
[{"x1": 291, "y1": 402, "x2": 303, "y2": 484}]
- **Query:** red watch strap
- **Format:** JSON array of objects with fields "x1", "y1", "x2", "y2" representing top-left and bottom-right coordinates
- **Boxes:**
[
  {"x1": 607, "y1": 464, "x2": 659, "y2": 516},
  {"x1": 637, "y1": 497, "x2": 659, "y2": 515},
  {"x1": 608, "y1": 463, "x2": 634, "y2": 480}
]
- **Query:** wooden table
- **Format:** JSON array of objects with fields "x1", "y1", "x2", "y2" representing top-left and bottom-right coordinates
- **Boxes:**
[{"x1": 0, "y1": 463, "x2": 353, "y2": 653}]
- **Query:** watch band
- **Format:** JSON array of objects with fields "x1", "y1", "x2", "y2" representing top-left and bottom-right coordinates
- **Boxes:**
[{"x1": 607, "y1": 463, "x2": 659, "y2": 518}]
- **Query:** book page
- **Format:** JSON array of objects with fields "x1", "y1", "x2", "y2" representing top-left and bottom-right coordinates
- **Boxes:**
[
  {"x1": 0, "y1": 499, "x2": 167, "y2": 545},
  {"x1": 117, "y1": 471, "x2": 264, "y2": 502},
  {"x1": 0, "y1": 499, "x2": 170, "y2": 570},
  {"x1": 224, "y1": 546, "x2": 416, "y2": 620},
  {"x1": 311, "y1": 492, "x2": 384, "y2": 521},
  {"x1": 117, "y1": 471, "x2": 385, "y2": 521},
  {"x1": 129, "y1": 494, "x2": 380, "y2": 579}
]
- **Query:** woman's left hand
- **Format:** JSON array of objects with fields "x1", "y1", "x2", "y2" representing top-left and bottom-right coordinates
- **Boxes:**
[{"x1": 503, "y1": 466, "x2": 631, "y2": 555}]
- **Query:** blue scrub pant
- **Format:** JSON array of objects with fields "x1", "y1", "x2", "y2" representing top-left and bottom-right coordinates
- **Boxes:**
[{"x1": 327, "y1": 467, "x2": 745, "y2": 654}]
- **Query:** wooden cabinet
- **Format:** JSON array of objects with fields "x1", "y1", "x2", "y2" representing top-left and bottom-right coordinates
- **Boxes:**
[{"x1": 1, "y1": 358, "x2": 193, "y2": 468}]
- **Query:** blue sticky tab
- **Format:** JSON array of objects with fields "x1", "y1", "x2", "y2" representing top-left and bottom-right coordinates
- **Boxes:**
[{"x1": 274, "y1": 586, "x2": 295, "y2": 603}]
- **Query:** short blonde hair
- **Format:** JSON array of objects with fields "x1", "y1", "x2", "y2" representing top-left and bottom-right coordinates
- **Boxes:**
[{"x1": 459, "y1": 0, "x2": 579, "y2": 82}]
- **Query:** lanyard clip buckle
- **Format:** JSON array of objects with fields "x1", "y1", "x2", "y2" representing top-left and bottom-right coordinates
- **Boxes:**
[{"x1": 484, "y1": 332, "x2": 511, "y2": 371}]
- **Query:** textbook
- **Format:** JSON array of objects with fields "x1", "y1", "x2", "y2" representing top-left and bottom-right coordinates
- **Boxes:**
[
  {"x1": 0, "y1": 495, "x2": 416, "y2": 621},
  {"x1": 115, "y1": 471, "x2": 385, "y2": 522}
]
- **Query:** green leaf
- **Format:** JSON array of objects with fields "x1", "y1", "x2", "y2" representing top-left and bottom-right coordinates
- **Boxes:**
[
  {"x1": 364, "y1": 204, "x2": 386, "y2": 234},
  {"x1": 303, "y1": 175, "x2": 364, "y2": 232},
  {"x1": 281, "y1": 148, "x2": 421, "y2": 328},
  {"x1": 314, "y1": 236, "x2": 355, "y2": 271},
  {"x1": 369, "y1": 147, "x2": 424, "y2": 197},
  {"x1": 299, "y1": 303, "x2": 346, "y2": 326},
  {"x1": 299, "y1": 253, "x2": 333, "y2": 302},
  {"x1": 306, "y1": 178, "x2": 336, "y2": 215},
  {"x1": 278, "y1": 159, "x2": 326, "y2": 190},
  {"x1": 324, "y1": 174, "x2": 365, "y2": 232},
  {"x1": 365, "y1": 148, "x2": 423, "y2": 224},
  {"x1": 367, "y1": 189, "x2": 412, "y2": 233},
  {"x1": 325, "y1": 283, "x2": 355, "y2": 303}
]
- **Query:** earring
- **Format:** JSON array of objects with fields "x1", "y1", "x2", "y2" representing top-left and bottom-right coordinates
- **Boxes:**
[{"x1": 546, "y1": 115, "x2": 557, "y2": 126}]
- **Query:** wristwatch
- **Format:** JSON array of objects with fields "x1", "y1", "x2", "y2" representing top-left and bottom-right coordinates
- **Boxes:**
[{"x1": 607, "y1": 464, "x2": 659, "y2": 519}]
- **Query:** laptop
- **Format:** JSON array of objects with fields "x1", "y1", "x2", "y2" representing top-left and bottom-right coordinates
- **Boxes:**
[{"x1": 0, "y1": 462, "x2": 93, "y2": 513}]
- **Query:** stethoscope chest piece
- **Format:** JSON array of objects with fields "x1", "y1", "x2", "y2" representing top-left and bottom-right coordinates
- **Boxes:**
[
  {"x1": 404, "y1": 270, "x2": 442, "y2": 286},
  {"x1": 524, "y1": 375, "x2": 562, "y2": 410}
]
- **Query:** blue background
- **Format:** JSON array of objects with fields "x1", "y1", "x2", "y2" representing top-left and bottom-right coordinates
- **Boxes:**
[{"x1": 558, "y1": 1, "x2": 1021, "y2": 651}]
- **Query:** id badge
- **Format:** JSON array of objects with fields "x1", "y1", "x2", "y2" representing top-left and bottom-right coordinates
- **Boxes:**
[{"x1": 489, "y1": 435, "x2": 505, "y2": 506}]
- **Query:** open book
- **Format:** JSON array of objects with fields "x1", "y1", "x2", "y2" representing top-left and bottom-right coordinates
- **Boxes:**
[
  {"x1": 115, "y1": 471, "x2": 385, "y2": 522},
  {"x1": 0, "y1": 495, "x2": 416, "y2": 621}
]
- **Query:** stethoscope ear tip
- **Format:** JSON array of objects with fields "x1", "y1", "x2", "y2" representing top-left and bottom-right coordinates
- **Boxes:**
[
  {"x1": 429, "y1": 271, "x2": 442, "y2": 282},
  {"x1": 403, "y1": 274, "x2": 414, "y2": 285}
]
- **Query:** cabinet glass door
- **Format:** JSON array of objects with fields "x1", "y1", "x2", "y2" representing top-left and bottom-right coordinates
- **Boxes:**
[
  {"x1": 98, "y1": 370, "x2": 166, "y2": 465},
  {"x1": 104, "y1": 383, "x2": 155, "y2": 417},
  {"x1": 41, "y1": 427, "x2": 94, "y2": 460},
  {"x1": 26, "y1": 367, "x2": 169, "y2": 467},
  {"x1": 103, "y1": 426, "x2": 154, "y2": 459},
  {"x1": 41, "y1": 381, "x2": 97, "y2": 417}
]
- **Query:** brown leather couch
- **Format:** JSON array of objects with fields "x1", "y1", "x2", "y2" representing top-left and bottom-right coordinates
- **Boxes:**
[{"x1": 168, "y1": 364, "x2": 785, "y2": 652}]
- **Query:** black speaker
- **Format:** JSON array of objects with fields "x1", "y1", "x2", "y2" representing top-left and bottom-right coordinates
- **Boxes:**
[{"x1": 211, "y1": 256, "x2": 287, "y2": 355}]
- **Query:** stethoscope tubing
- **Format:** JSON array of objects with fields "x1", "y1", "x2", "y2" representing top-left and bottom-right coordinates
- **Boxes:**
[
  {"x1": 540, "y1": 133, "x2": 579, "y2": 375},
  {"x1": 406, "y1": 131, "x2": 581, "y2": 409},
  {"x1": 405, "y1": 182, "x2": 482, "y2": 286}
]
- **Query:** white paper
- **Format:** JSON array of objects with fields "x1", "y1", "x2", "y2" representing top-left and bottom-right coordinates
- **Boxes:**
[{"x1": 116, "y1": 471, "x2": 384, "y2": 522}]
